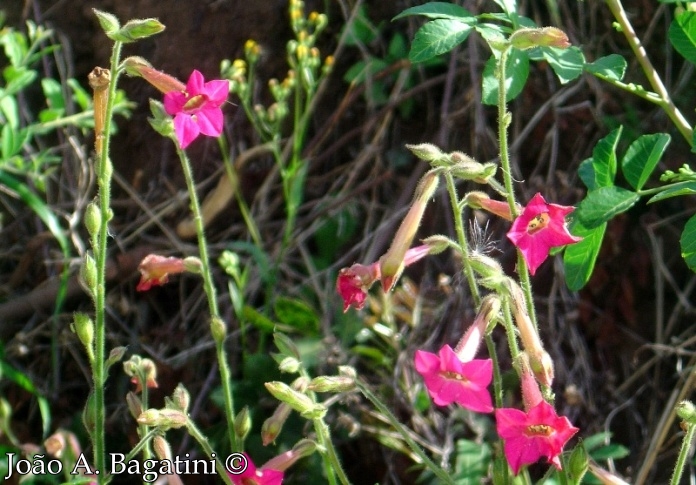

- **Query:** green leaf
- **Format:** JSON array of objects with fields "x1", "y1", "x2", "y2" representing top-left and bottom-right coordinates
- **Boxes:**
[
  {"x1": 592, "y1": 127, "x2": 623, "y2": 188},
  {"x1": 590, "y1": 443, "x2": 631, "y2": 461},
  {"x1": 3, "y1": 67, "x2": 37, "y2": 97},
  {"x1": 648, "y1": 181, "x2": 696, "y2": 204},
  {"x1": 564, "y1": 221, "x2": 606, "y2": 291},
  {"x1": 0, "y1": 361, "x2": 51, "y2": 437},
  {"x1": 621, "y1": 133, "x2": 670, "y2": 190},
  {"x1": 669, "y1": 11, "x2": 696, "y2": 65},
  {"x1": 1, "y1": 124, "x2": 29, "y2": 159},
  {"x1": 453, "y1": 439, "x2": 492, "y2": 483},
  {"x1": 409, "y1": 19, "x2": 473, "y2": 63},
  {"x1": 41, "y1": 77, "x2": 65, "y2": 113},
  {"x1": 681, "y1": 213, "x2": 696, "y2": 272},
  {"x1": 578, "y1": 158, "x2": 597, "y2": 191},
  {"x1": 0, "y1": 95, "x2": 19, "y2": 129},
  {"x1": 541, "y1": 46, "x2": 585, "y2": 84},
  {"x1": 575, "y1": 186, "x2": 639, "y2": 229},
  {"x1": 93, "y1": 9, "x2": 120, "y2": 35},
  {"x1": 68, "y1": 78, "x2": 91, "y2": 111},
  {"x1": 274, "y1": 297, "x2": 320, "y2": 335},
  {"x1": 242, "y1": 305, "x2": 276, "y2": 333},
  {"x1": 492, "y1": 0, "x2": 517, "y2": 16},
  {"x1": 584, "y1": 54, "x2": 627, "y2": 81},
  {"x1": 482, "y1": 49, "x2": 530, "y2": 105},
  {"x1": 393, "y1": 2, "x2": 474, "y2": 21}
]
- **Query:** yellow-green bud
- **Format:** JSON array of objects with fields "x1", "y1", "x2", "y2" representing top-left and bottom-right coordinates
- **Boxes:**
[
  {"x1": 171, "y1": 383, "x2": 191, "y2": 412},
  {"x1": 210, "y1": 317, "x2": 227, "y2": 344},
  {"x1": 279, "y1": 356, "x2": 301, "y2": 374},
  {"x1": 264, "y1": 381, "x2": 326, "y2": 419},
  {"x1": 234, "y1": 406, "x2": 252, "y2": 442},
  {"x1": 677, "y1": 400, "x2": 696, "y2": 425},
  {"x1": 0, "y1": 398, "x2": 11, "y2": 422},
  {"x1": 82, "y1": 392, "x2": 96, "y2": 434},
  {"x1": 80, "y1": 253, "x2": 98, "y2": 293},
  {"x1": 182, "y1": 257, "x2": 202, "y2": 274},
  {"x1": 405, "y1": 143, "x2": 446, "y2": 163},
  {"x1": 85, "y1": 202, "x2": 101, "y2": 238},
  {"x1": 137, "y1": 409, "x2": 187, "y2": 429},
  {"x1": 421, "y1": 235, "x2": 454, "y2": 254},
  {"x1": 72, "y1": 312, "x2": 94, "y2": 361},
  {"x1": 567, "y1": 444, "x2": 589, "y2": 483},
  {"x1": 308, "y1": 375, "x2": 356, "y2": 393}
]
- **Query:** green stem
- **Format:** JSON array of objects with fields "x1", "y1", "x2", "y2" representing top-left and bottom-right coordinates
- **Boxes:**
[
  {"x1": 605, "y1": 0, "x2": 693, "y2": 146},
  {"x1": 485, "y1": 334, "x2": 503, "y2": 409},
  {"x1": 671, "y1": 423, "x2": 696, "y2": 485},
  {"x1": 496, "y1": 47, "x2": 538, "y2": 329},
  {"x1": 356, "y1": 379, "x2": 456, "y2": 485},
  {"x1": 445, "y1": 172, "x2": 481, "y2": 306},
  {"x1": 501, "y1": 299, "x2": 521, "y2": 364},
  {"x1": 122, "y1": 428, "x2": 160, "y2": 464},
  {"x1": 312, "y1": 418, "x2": 349, "y2": 485},
  {"x1": 92, "y1": 40, "x2": 123, "y2": 483},
  {"x1": 174, "y1": 144, "x2": 238, "y2": 452},
  {"x1": 186, "y1": 420, "x2": 235, "y2": 485}
]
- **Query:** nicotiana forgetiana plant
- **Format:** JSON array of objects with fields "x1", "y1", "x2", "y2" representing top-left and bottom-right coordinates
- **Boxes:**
[{"x1": 55, "y1": 3, "x2": 696, "y2": 485}]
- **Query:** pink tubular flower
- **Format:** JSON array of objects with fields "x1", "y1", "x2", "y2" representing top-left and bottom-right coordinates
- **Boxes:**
[
  {"x1": 337, "y1": 244, "x2": 436, "y2": 312},
  {"x1": 414, "y1": 345, "x2": 493, "y2": 413},
  {"x1": 506, "y1": 193, "x2": 582, "y2": 275},
  {"x1": 495, "y1": 359, "x2": 578, "y2": 475},
  {"x1": 136, "y1": 254, "x2": 187, "y2": 291},
  {"x1": 495, "y1": 400, "x2": 579, "y2": 475},
  {"x1": 163, "y1": 69, "x2": 228, "y2": 148},
  {"x1": 229, "y1": 453, "x2": 283, "y2": 485}
]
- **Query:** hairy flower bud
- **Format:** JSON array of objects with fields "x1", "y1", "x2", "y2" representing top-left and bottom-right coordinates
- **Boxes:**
[
  {"x1": 72, "y1": 313, "x2": 94, "y2": 361},
  {"x1": 137, "y1": 409, "x2": 187, "y2": 429},
  {"x1": 153, "y1": 435, "x2": 173, "y2": 461},
  {"x1": 510, "y1": 27, "x2": 571, "y2": 50}
]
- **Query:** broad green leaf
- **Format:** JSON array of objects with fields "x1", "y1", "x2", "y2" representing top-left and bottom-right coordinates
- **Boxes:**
[
  {"x1": 274, "y1": 297, "x2": 320, "y2": 335},
  {"x1": 541, "y1": 46, "x2": 585, "y2": 84},
  {"x1": 242, "y1": 305, "x2": 276, "y2": 333},
  {"x1": 564, "y1": 221, "x2": 606, "y2": 291},
  {"x1": 343, "y1": 5, "x2": 378, "y2": 46},
  {"x1": 669, "y1": 11, "x2": 696, "y2": 65},
  {"x1": 648, "y1": 181, "x2": 696, "y2": 204},
  {"x1": 590, "y1": 444, "x2": 630, "y2": 461},
  {"x1": 453, "y1": 439, "x2": 491, "y2": 483},
  {"x1": 621, "y1": 133, "x2": 670, "y2": 190},
  {"x1": 575, "y1": 186, "x2": 639, "y2": 229},
  {"x1": 482, "y1": 49, "x2": 530, "y2": 105},
  {"x1": 584, "y1": 54, "x2": 627, "y2": 81},
  {"x1": 592, "y1": 127, "x2": 622, "y2": 188},
  {"x1": 492, "y1": 0, "x2": 517, "y2": 16},
  {"x1": 3, "y1": 67, "x2": 36, "y2": 97},
  {"x1": 409, "y1": 19, "x2": 473, "y2": 63},
  {"x1": 582, "y1": 432, "x2": 614, "y2": 451},
  {"x1": 1, "y1": 123, "x2": 29, "y2": 159},
  {"x1": 393, "y1": 2, "x2": 474, "y2": 21},
  {"x1": 681, "y1": 213, "x2": 696, "y2": 272},
  {"x1": 578, "y1": 158, "x2": 597, "y2": 191},
  {"x1": 68, "y1": 78, "x2": 91, "y2": 110},
  {"x1": 41, "y1": 77, "x2": 65, "y2": 112},
  {"x1": 0, "y1": 361, "x2": 51, "y2": 437},
  {"x1": 474, "y1": 23, "x2": 507, "y2": 47},
  {"x1": 0, "y1": 94, "x2": 19, "y2": 129},
  {"x1": 0, "y1": 30, "x2": 27, "y2": 67}
]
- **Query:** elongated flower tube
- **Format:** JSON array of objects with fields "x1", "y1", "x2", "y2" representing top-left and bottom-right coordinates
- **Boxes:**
[
  {"x1": 228, "y1": 453, "x2": 283, "y2": 485},
  {"x1": 379, "y1": 171, "x2": 439, "y2": 292}
]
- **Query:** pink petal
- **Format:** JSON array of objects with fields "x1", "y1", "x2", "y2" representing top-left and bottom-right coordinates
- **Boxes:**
[
  {"x1": 203, "y1": 79, "x2": 230, "y2": 105},
  {"x1": 173, "y1": 113, "x2": 200, "y2": 149},
  {"x1": 186, "y1": 69, "x2": 205, "y2": 93},
  {"x1": 163, "y1": 90, "x2": 187, "y2": 115},
  {"x1": 195, "y1": 107, "x2": 224, "y2": 136}
]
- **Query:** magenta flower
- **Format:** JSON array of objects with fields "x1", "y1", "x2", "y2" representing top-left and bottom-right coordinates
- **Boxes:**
[
  {"x1": 495, "y1": 400, "x2": 579, "y2": 475},
  {"x1": 414, "y1": 345, "x2": 493, "y2": 413},
  {"x1": 163, "y1": 69, "x2": 228, "y2": 149},
  {"x1": 506, "y1": 193, "x2": 582, "y2": 275},
  {"x1": 228, "y1": 453, "x2": 283, "y2": 485},
  {"x1": 337, "y1": 244, "x2": 435, "y2": 312}
]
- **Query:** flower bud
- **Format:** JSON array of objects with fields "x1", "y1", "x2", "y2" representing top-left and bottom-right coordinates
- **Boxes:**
[
  {"x1": 126, "y1": 392, "x2": 143, "y2": 419},
  {"x1": 80, "y1": 253, "x2": 98, "y2": 293},
  {"x1": 44, "y1": 432, "x2": 65, "y2": 458},
  {"x1": 234, "y1": 406, "x2": 252, "y2": 443},
  {"x1": 464, "y1": 191, "x2": 517, "y2": 221},
  {"x1": 72, "y1": 313, "x2": 94, "y2": 361},
  {"x1": 567, "y1": 444, "x2": 589, "y2": 483},
  {"x1": 262, "y1": 402, "x2": 291, "y2": 445},
  {"x1": 308, "y1": 375, "x2": 356, "y2": 393},
  {"x1": 405, "y1": 143, "x2": 446, "y2": 163},
  {"x1": 85, "y1": 202, "x2": 101, "y2": 239},
  {"x1": 245, "y1": 40, "x2": 261, "y2": 63},
  {"x1": 677, "y1": 400, "x2": 696, "y2": 425},
  {"x1": 420, "y1": 235, "x2": 453, "y2": 254},
  {"x1": 137, "y1": 409, "x2": 187, "y2": 429},
  {"x1": 210, "y1": 317, "x2": 227, "y2": 344},
  {"x1": 264, "y1": 381, "x2": 326, "y2": 419},
  {"x1": 153, "y1": 435, "x2": 173, "y2": 461},
  {"x1": 262, "y1": 438, "x2": 318, "y2": 471},
  {"x1": 171, "y1": 383, "x2": 191, "y2": 412},
  {"x1": 510, "y1": 27, "x2": 571, "y2": 50},
  {"x1": 93, "y1": 9, "x2": 120, "y2": 35},
  {"x1": 278, "y1": 356, "x2": 301, "y2": 374}
]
